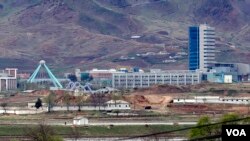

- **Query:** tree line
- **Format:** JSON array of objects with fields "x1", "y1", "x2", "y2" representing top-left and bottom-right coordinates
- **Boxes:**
[{"x1": 189, "y1": 113, "x2": 250, "y2": 140}]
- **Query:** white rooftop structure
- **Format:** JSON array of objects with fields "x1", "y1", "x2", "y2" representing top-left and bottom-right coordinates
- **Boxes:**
[
  {"x1": 106, "y1": 100, "x2": 129, "y2": 104},
  {"x1": 131, "y1": 35, "x2": 141, "y2": 39},
  {"x1": 90, "y1": 68, "x2": 118, "y2": 73}
]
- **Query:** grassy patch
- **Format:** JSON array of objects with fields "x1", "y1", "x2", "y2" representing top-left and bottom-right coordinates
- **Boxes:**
[
  {"x1": 0, "y1": 125, "x2": 26, "y2": 136},
  {"x1": 0, "y1": 124, "x2": 189, "y2": 137}
]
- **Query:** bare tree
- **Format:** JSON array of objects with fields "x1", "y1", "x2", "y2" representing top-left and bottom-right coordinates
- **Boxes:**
[
  {"x1": 111, "y1": 93, "x2": 121, "y2": 107},
  {"x1": 90, "y1": 94, "x2": 97, "y2": 108},
  {"x1": 99, "y1": 94, "x2": 104, "y2": 111},
  {"x1": 62, "y1": 93, "x2": 71, "y2": 111},
  {"x1": 44, "y1": 91, "x2": 56, "y2": 113},
  {"x1": 25, "y1": 122, "x2": 63, "y2": 141},
  {"x1": 91, "y1": 94, "x2": 106, "y2": 111},
  {"x1": 0, "y1": 102, "x2": 7, "y2": 114},
  {"x1": 119, "y1": 88, "x2": 126, "y2": 95},
  {"x1": 76, "y1": 96, "x2": 86, "y2": 112}
]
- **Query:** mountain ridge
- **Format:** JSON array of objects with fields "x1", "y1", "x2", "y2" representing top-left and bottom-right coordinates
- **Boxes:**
[{"x1": 0, "y1": 0, "x2": 249, "y2": 72}]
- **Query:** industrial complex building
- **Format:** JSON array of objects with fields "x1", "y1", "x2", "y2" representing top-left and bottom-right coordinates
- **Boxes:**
[
  {"x1": 112, "y1": 70, "x2": 201, "y2": 89},
  {"x1": 205, "y1": 63, "x2": 250, "y2": 83},
  {"x1": 189, "y1": 24, "x2": 250, "y2": 83},
  {"x1": 89, "y1": 69, "x2": 117, "y2": 87},
  {"x1": 69, "y1": 27, "x2": 250, "y2": 89},
  {"x1": 0, "y1": 68, "x2": 18, "y2": 91},
  {"x1": 74, "y1": 60, "x2": 249, "y2": 89},
  {"x1": 0, "y1": 23, "x2": 248, "y2": 92},
  {"x1": 75, "y1": 68, "x2": 201, "y2": 89},
  {"x1": 67, "y1": 24, "x2": 250, "y2": 90}
]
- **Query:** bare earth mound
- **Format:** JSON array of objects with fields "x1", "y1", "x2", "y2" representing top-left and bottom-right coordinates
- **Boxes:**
[{"x1": 124, "y1": 94, "x2": 173, "y2": 110}]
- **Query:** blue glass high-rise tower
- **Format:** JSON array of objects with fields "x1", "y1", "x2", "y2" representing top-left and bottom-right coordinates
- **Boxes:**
[
  {"x1": 189, "y1": 26, "x2": 200, "y2": 70},
  {"x1": 189, "y1": 24, "x2": 215, "y2": 71}
]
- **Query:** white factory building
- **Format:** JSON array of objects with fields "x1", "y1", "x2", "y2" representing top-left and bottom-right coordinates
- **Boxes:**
[
  {"x1": 173, "y1": 96, "x2": 250, "y2": 105},
  {"x1": 0, "y1": 68, "x2": 18, "y2": 91},
  {"x1": 112, "y1": 70, "x2": 201, "y2": 89}
]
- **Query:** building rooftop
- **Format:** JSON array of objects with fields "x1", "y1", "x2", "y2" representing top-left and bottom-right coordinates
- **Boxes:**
[
  {"x1": 73, "y1": 116, "x2": 88, "y2": 120},
  {"x1": 106, "y1": 100, "x2": 129, "y2": 104},
  {"x1": 90, "y1": 69, "x2": 117, "y2": 73}
]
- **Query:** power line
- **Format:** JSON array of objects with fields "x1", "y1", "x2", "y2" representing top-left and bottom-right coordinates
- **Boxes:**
[{"x1": 116, "y1": 116, "x2": 250, "y2": 141}]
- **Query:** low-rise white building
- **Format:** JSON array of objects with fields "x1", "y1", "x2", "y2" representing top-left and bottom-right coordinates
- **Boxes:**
[
  {"x1": 44, "y1": 100, "x2": 131, "y2": 112},
  {"x1": 173, "y1": 96, "x2": 250, "y2": 105},
  {"x1": 73, "y1": 116, "x2": 88, "y2": 125},
  {"x1": 106, "y1": 100, "x2": 131, "y2": 110}
]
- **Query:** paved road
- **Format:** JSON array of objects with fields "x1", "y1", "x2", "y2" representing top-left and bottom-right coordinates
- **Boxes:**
[
  {"x1": 88, "y1": 122, "x2": 196, "y2": 126},
  {"x1": 0, "y1": 120, "x2": 196, "y2": 126},
  {"x1": 65, "y1": 137, "x2": 187, "y2": 141}
]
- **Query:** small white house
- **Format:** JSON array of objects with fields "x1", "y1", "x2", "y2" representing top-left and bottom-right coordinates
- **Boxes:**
[
  {"x1": 73, "y1": 116, "x2": 88, "y2": 125},
  {"x1": 224, "y1": 75, "x2": 233, "y2": 83},
  {"x1": 106, "y1": 100, "x2": 131, "y2": 110}
]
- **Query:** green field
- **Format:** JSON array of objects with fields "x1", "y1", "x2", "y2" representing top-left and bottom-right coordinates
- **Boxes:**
[{"x1": 0, "y1": 124, "x2": 189, "y2": 137}]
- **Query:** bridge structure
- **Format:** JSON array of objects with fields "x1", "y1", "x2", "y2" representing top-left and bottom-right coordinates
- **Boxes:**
[
  {"x1": 66, "y1": 82, "x2": 119, "y2": 94},
  {"x1": 27, "y1": 60, "x2": 64, "y2": 88}
]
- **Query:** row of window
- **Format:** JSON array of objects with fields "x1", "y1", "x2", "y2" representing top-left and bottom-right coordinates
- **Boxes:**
[
  {"x1": 114, "y1": 75, "x2": 199, "y2": 77},
  {"x1": 204, "y1": 44, "x2": 215, "y2": 46},
  {"x1": 115, "y1": 78, "x2": 200, "y2": 81},
  {"x1": 204, "y1": 48, "x2": 215, "y2": 51},
  {"x1": 115, "y1": 77, "x2": 199, "y2": 80},
  {"x1": 204, "y1": 33, "x2": 215, "y2": 36},
  {"x1": 175, "y1": 99, "x2": 249, "y2": 102},
  {"x1": 115, "y1": 76, "x2": 200, "y2": 79},
  {"x1": 222, "y1": 99, "x2": 249, "y2": 102},
  {"x1": 204, "y1": 55, "x2": 215, "y2": 57},
  {"x1": 204, "y1": 37, "x2": 215, "y2": 39},
  {"x1": 203, "y1": 30, "x2": 215, "y2": 32},
  {"x1": 115, "y1": 81, "x2": 200, "y2": 87},
  {"x1": 204, "y1": 41, "x2": 215, "y2": 43},
  {"x1": 108, "y1": 104, "x2": 129, "y2": 107}
]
